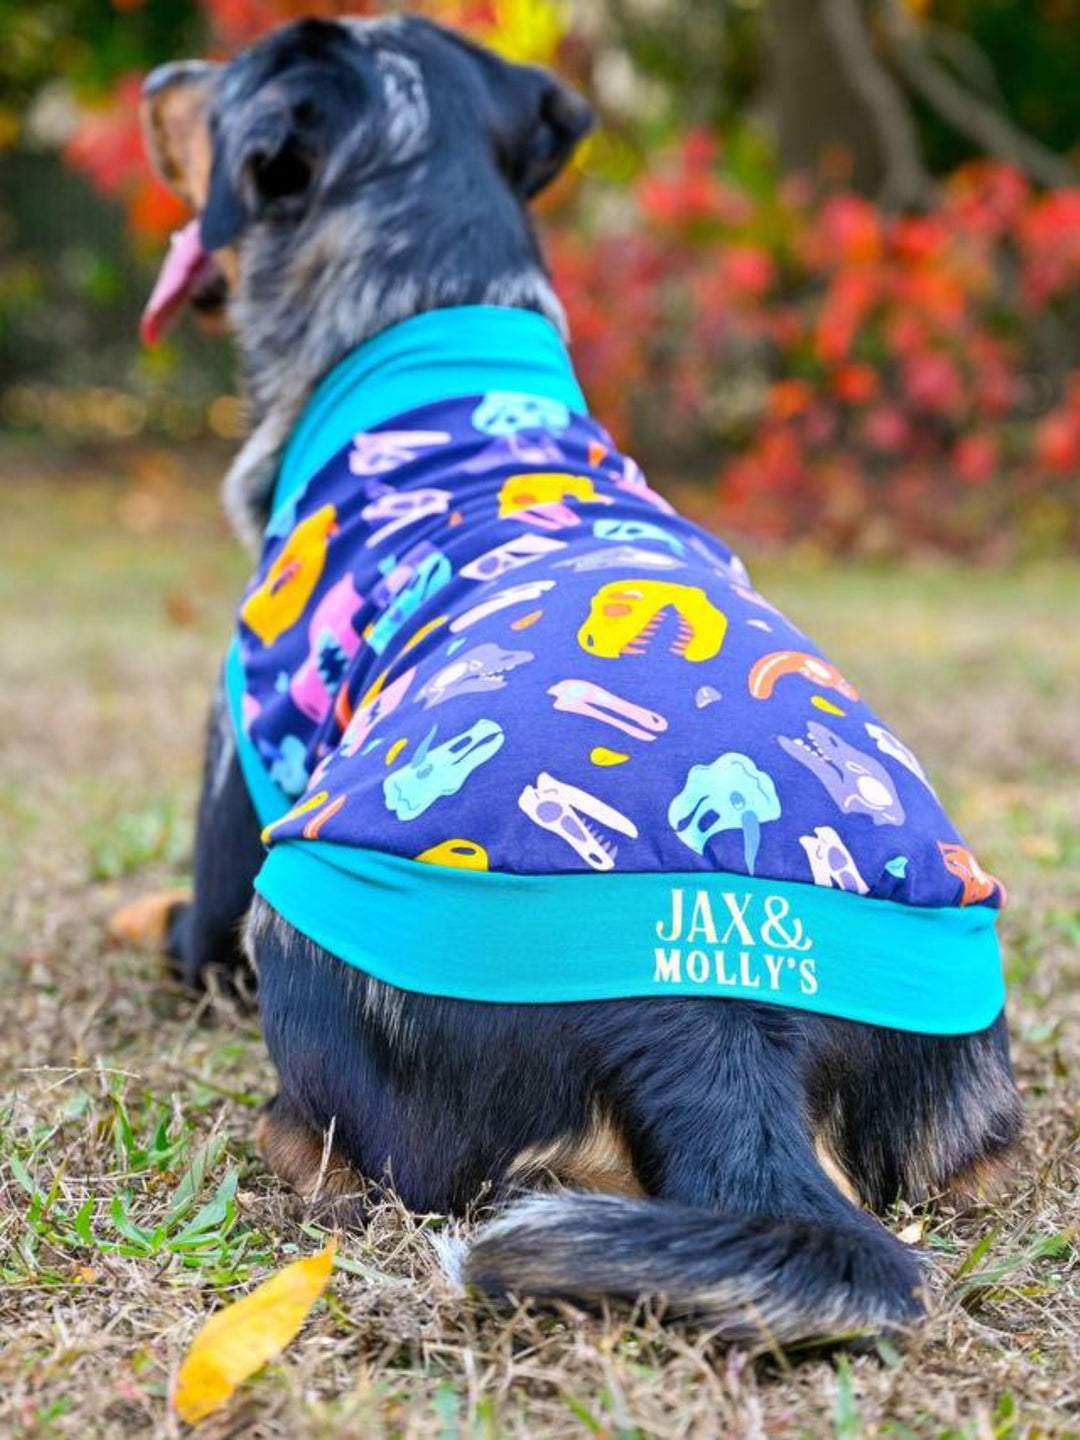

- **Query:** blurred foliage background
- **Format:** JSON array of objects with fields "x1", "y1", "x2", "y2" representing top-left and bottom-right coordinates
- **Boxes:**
[{"x1": 3, "y1": 0, "x2": 1080, "y2": 554}]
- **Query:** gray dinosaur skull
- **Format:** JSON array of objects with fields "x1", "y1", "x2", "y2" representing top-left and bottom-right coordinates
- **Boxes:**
[
  {"x1": 779, "y1": 722, "x2": 905, "y2": 826},
  {"x1": 418, "y1": 643, "x2": 534, "y2": 709}
]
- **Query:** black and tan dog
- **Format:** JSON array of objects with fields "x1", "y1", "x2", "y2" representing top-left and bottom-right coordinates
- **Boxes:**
[{"x1": 119, "y1": 14, "x2": 1024, "y2": 1345}]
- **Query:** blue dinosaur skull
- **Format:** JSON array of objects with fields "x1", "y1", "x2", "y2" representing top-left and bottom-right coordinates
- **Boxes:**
[
  {"x1": 668, "y1": 751, "x2": 782, "y2": 872},
  {"x1": 367, "y1": 549, "x2": 452, "y2": 656},
  {"x1": 383, "y1": 719, "x2": 505, "y2": 820},
  {"x1": 471, "y1": 392, "x2": 571, "y2": 437},
  {"x1": 592, "y1": 519, "x2": 685, "y2": 553}
]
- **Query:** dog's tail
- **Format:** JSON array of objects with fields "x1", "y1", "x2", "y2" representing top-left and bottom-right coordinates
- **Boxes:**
[
  {"x1": 465, "y1": 1193, "x2": 922, "y2": 1343},
  {"x1": 464, "y1": 1181, "x2": 923, "y2": 1345}
]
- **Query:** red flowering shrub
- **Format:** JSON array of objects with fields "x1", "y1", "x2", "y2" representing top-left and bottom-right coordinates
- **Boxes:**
[{"x1": 551, "y1": 144, "x2": 1080, "y2": 554}]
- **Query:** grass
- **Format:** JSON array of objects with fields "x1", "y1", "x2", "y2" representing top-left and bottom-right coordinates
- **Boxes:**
[{"x1": 1, "y1": 446, "x2": 1079, "y2": 1436}]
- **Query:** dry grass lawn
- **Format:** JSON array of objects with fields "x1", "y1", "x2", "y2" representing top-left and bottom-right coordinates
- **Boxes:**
[{"x1": 1, "y1": 449, "x2": 1078, "y2": 1437}]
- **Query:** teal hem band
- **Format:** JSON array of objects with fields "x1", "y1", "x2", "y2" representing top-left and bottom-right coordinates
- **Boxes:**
[
  {"x1": 224, "y1": 641, "x2": 292, "y2": 827},
  {"x1": 253, "y1": 840, "x2": 1006, "y2": 1034},
  {"x1": 272, "y1": 306, "x2": 588, "y2": 519}
]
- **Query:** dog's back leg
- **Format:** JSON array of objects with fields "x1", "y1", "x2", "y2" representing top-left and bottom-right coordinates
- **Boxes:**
[
  {"x1": 466, "y1": 1001, "x2": 924, "y2": 1344},
  {"x1": 808, "y1": 1012, "x2": 1024, "y2": 1210}
]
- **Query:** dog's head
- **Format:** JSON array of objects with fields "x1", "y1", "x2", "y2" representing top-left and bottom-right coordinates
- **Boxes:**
[{"x1": 140, "y1": 15, "x2": 593, "y2": 345}]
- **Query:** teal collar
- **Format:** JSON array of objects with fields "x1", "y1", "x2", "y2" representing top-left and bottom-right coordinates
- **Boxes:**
[{"x1": 271, "y1": 305, "x2": 588, "y2": 518}]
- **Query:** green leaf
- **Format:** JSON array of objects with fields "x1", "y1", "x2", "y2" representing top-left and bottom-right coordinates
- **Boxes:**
[
  {"x1": 164, "y1": 1139, "x2": 217, "y2": 1225},
  {"x1": 170, "y1": 1168, "x2": 239, "y2": 1247},
  {"x1": 109, "y1": 1194, "x2": 153, "y2": 1251},
  {"x1": 8, "y1": 1152, "x2": 38, "y2": 1197},
  {"x1": 834, "y1": 1355, "x2": 860, "y2": 1439},
  {"x1": 561, "y1": 1392, "x2": 604, "y2": 1434},
  {"x1": 73, "y1": 1196, "x2": 96, "y2": 1246},
  {"x1": 953, "y1": 1227, "x2": 997, "y2": 1280}
]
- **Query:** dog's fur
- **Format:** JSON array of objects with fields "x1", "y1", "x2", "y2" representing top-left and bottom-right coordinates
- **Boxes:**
[{"x1": 139, "y1": 14, "x2": 1024, "y2": 1346}]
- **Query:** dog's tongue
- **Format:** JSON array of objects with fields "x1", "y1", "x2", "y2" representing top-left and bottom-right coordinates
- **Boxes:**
[{"x1": 140, "y1": 220, "x2": 216, "y2": 345}]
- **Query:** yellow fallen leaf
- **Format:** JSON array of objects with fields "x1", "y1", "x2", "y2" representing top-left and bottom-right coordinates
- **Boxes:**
[{"x1": 173, "y1": 1244, "x2": 335, "y2": 1424}]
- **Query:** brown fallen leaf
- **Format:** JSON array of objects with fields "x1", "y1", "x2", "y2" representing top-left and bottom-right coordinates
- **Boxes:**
[{"x1": 173, "y1": 1243, "x2": 335, "y2": 1424}]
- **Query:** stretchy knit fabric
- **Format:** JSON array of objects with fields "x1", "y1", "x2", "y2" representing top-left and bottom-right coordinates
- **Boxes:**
[{"x1": 226, "y1": 306, "x2": 1006, "y2": 1032}]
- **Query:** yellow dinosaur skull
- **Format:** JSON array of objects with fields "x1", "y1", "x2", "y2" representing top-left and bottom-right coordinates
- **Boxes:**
[{"x1": 578, "y1": 580, "x2": 727, "y2": 662}]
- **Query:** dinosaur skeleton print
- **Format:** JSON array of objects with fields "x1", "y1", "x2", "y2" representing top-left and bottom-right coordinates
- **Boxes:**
[{"x1": 237, "y1": 392, "x2": 1003, "y2": 915}]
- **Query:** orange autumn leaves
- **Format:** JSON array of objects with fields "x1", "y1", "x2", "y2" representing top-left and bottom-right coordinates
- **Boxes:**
[
  {"x1": 552, "y1": 145, "x2": 1080, "y2": 553},
  {"x1": 173, "y1": 1244, "x2": 335, "y2": 1424}
]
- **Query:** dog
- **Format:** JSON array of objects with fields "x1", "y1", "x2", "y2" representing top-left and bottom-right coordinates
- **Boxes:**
[{"x1": 123, "y1": 14, "x2": 1024, "y2": 1345}]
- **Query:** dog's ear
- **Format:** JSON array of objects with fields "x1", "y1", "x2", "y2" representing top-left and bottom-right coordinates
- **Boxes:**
[
  {"x1": 141, "y1": 62, "x2": 218, "y2": 209},
  {"x1": 514, "y1": 71, "x2": 594, "y2": 198},
  {"x1": 141, "y1": 60, "x2": 248, "y2": 254},
  {"x1": 200, "y1": 149, "x2": 249, "y2": 252},
  {"x1": 202, "y1": 91, "x2": 328, "y2": 251},
  {"x1": 470, "y1": 50, "x2": 594, "y2": 199}
]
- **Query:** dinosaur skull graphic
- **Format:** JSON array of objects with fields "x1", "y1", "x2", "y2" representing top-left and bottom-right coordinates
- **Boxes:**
[
  {"x1": 578, "y1": 580, "x2": 728, "y2": 662},
  {"x1": 418, "y1": 643, "x2": 534, "y2": 708},
  {"x1": 779, "y1": 723, "x2": 905, "y2": 826},
  {"x1": 938, "y1": 841, "x2": 1004, "y2": 905},
  {"x1": 799, "y1": 826, "x2": 869, "y2": 894},
  {"x1": 367, "y1": 549, "x2": 452, "y2": 656},
  {"x1": 361, "y1": 486, "x2": 452, "y2": 547},
  {"x1": 339, "y1": 665, "x2": 417, "y2": 757},
  {"x1": 383, "y1": 720, "x2": 505, "y2": 820},
  {"x1": 288, "y1": 575, "x2": 363, "y2": 723},
  {"x1": 519, "y1": 772, "x2": 639, "y2": 872},
  {"x1": 471, "y1": 392, "x2": 571, "y2": 437},
  {"x1": 668, "y1": 752, "x2": 781, "y2": 872},
  {"x1": 554, "y1": 545, "x2": 684, "y2": 574},
  {"x1": 592, "y1": 518, "x2": 684, "y2": 553},
  {"x1": 865, "y1": 722, "x2": 934, "y2": 792},
  {"x1": 463, "y1": 428, "x2": 567, "y2": 474},
  {"x1": 348, "y1": 430, "x2": 451, "y2": 476}
]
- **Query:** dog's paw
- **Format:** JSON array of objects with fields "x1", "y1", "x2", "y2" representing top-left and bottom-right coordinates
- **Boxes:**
[{"x1": 107, "y1": 889, "x2": 192, "y2": 949}]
